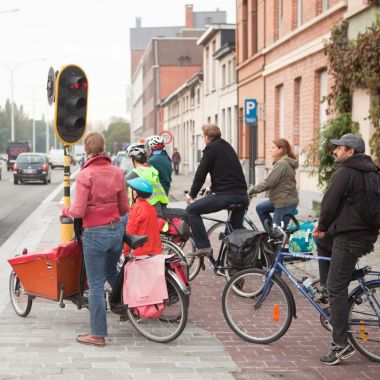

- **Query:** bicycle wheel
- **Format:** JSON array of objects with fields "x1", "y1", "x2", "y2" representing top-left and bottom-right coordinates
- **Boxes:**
[
  {"x1": 207, "y1": 221, "x2": 226, "y2": 257},
  {"x1": 161, "y1": 238, "x2": 189, "y2": 278},
  {"x1": 9, "y1": 271, "x2": 33, "y2": 317},
  {"x1": 348, "y1": 282, "x2": 380, "y2": 362},
  {"x1": 222, "y1": 268, "x2": 292, "y2": 343},
  {"x1": 126, "y1": 274, "x2": 189, "y2": 343}
]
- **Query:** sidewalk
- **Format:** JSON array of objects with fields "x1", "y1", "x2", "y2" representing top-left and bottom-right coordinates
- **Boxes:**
[{"x1": 0, "y1": 173, "x2": 379, "y2": 379}]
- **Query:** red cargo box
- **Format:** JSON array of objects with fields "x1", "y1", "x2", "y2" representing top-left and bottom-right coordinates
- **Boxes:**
[{"x1": 8, "y1": 241, "x2": 83, "y2": 301}]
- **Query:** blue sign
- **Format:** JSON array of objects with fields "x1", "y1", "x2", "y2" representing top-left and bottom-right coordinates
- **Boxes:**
[{"x1": 245, "y1": 99, "x2": 257, "y2": 125}]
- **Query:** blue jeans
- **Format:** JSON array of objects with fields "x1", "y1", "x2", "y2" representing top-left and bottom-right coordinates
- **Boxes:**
[
  {"x1": 256, "y1": 200, "x2": 297, "y2": 229},
  {"x1": 82, "y1": 223, "x2": 124, "y2": 337}
]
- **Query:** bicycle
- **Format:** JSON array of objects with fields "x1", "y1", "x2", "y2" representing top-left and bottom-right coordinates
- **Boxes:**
[
  {"x1": 183, "y1": 191, "x2": 272, "y2": 282},
  {"x1": 222, "y1": 214, "x2": 380, "y2": 362},
  {"x1": 8, "y1": 232, "x2": 190, "y2": 344}
]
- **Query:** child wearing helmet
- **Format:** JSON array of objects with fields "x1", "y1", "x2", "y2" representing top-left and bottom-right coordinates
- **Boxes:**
[
  {"x1": 124, "y1": 177, "x2": 162, "y2": 257},
  {"x1": 125, "y1": 142, "x2": 169, "y2": 216},
  {"x1": 147, "y1": 135, "x2": 172, "y2": 196}
]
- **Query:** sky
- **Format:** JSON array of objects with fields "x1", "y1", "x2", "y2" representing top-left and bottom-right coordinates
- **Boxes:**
[{"x1": 0, "y1": 0, "x2": 236, "y2": 126}]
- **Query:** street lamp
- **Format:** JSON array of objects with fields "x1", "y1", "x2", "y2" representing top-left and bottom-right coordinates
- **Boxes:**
[
  {"x1": 0, "y1": 9, "x2": 19, "y2": 14},
  {"x1": 0, "y1": 58, "x2": 46, "y2": 141},
  {"x1": 16, "y1": 84, "x2": 45, "y2": 152}
]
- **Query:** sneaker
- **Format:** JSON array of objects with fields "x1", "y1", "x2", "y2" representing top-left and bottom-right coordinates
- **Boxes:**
[
  {"x1": 320, "y1": 342, "x2": 355, "y2": 366},
  {"x1": 186, "y1": 247, "x2": 213, "y2": 258}
]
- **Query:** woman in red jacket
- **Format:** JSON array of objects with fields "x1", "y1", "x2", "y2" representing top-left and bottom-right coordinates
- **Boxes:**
[{"x1": 61, "y1": 132, "x2": 128, "y2": 347}]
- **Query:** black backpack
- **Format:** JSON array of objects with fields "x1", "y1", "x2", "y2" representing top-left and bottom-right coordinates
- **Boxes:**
[
  {"x1": 358, "y1": 170, "x2": 380, "y2": 229},
  {"x1": 224, "y1": 229, "x2": 262, "y2": 269}
]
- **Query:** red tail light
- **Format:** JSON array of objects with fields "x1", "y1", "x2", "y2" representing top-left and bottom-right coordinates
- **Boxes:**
[
  {"x1": 13, "y1": 163, "x2": 17, "y2": 172},
  {"x1": 42, "y1": 163, "x2": 47, "y2": 172}
]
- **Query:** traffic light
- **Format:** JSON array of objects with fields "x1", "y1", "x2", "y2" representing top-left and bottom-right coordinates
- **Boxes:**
[{"x1": 54, "y1": 65, "x2": 88, "y2": 145}]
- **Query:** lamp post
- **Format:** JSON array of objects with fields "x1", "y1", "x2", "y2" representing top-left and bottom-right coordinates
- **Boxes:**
[
  {"x1": 0, "y1": 9, "x2": 19, "y2": 14},
  {"x1": 0, "y1": 58, "x2": 46, "y2": 141}
]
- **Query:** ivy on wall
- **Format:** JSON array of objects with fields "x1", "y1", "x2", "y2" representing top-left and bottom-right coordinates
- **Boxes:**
[{"x1": 307, "y1": 14, "x2": 380, "y2": 189}]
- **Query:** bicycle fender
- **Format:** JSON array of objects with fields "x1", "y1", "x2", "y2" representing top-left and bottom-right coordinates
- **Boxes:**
[
  {"x1": 166, "y1": 270, "x2": 191, "y2": 296},
  {"x1": 348, "y1": 279, "x2": 380, "y2": 301},
  {"x1": 274, "y1": 274, "x2": 297, "y2": 319}
]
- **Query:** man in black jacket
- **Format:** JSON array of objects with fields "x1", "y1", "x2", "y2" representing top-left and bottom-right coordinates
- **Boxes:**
[
  {"x1": 313, "y1": 133, "x2": 379, "y2": 366},
  {"x1": 185, "y1": 124, "x2": 249, "y2": 257}
]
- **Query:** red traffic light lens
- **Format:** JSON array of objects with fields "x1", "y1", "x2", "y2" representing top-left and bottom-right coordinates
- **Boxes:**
[{"x1": 68, "y1": 77, "x2": 88, "y2": 90}]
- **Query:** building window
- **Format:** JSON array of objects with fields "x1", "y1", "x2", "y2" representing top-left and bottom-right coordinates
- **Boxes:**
[
  {"x1": 250, "y1": 0, "x2": 258, "y2": 55},
  {"x1": 275, "y1": 84, "x2": 285, "y2": 138},
  {"x1": 319, "y1": 70, "x2": 328, "y2": 127},
  {"x1": 293, "y1": 77, "x2": 301, "y2": 155},
  {"x1": 197, "y1": 88, "x2": 200, "y2": 105},
  {"x1": 297, "y1": 0, "x2": 302, "y2": 27},
  {"x1": 212, "y1": 40, "x2": 216, "y2": 90},
  {"x1": 278, "y1": 0, "x2": 283, "y2": 37},
  {"x1": 222, "y1": 64, "x2": 226, "y2": 88},
  {"x1": 222, "y1": 109, "x2": 226, "y2": 137},
  {"x1": 205, "y1": 47, "x2": 209, "y2": 93},
  {"x1": 232, "y1": 57, "x2": 236, "y2": 83},
  {"x1": 227, "y1": 60, "x2": 232, "y2": 85},
  {"x1": 227, "y1": 107, "x2": 232, "y2": 144},
  {"x1": 215, "y1": 114, "x2": 218, "y2": 125},
  {"x1": 323, "y1": 0, "x2": 329, "y2": 11},
  {"x1": 242, "y1": 0, "x2": 248, "y2": 61}
]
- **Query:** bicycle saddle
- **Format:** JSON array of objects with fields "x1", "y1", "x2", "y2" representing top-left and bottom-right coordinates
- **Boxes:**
[
  {"x1": 227, "y1": 204, "x2": 245, "y2": 212},
  {"x1": 123, "y1": 234, "x2": 148, "y2": 249}
]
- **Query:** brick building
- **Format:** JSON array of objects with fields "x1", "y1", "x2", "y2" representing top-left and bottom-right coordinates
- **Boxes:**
[
  {"x1": 130, "y1": 5, "x2": 226, "y2": 140},
  {"x1": 236, "y1": 0, "x2": 347, "y2": 208}
]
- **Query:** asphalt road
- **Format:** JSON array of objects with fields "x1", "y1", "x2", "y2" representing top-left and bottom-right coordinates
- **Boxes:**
[{"x1": 0, "y1": 160, "x2": 70, "y2": 247}]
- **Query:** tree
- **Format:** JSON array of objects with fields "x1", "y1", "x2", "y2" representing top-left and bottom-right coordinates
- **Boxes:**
[{"x1": 103, "y1": 119, "x2": 130, "y2": 154}]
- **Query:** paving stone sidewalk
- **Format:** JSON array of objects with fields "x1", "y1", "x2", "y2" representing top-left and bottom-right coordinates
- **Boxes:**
[{"x1": 0, "y1": 173, "x2": 379, "y2": 380}]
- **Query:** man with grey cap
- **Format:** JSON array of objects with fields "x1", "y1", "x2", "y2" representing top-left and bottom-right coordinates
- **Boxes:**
[{"x1": 313, "y1": 133, "x2": 379, "y2": 365}]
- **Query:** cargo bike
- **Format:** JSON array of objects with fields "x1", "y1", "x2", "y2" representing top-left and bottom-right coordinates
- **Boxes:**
[{"x1": 8, "y1": 222, "x2": 190, "y2": 343}]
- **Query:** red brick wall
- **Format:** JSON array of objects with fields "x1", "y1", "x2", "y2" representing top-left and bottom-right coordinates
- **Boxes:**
[
  {"x1": 264, "y1": 51, "x2": 328, "y2": 164},
  {"x1": 159, "y1": 66, "x2": 201, "y2": 100},
  {"x1": 131, "y1": 50, "x2": 144, "y2": 77}
]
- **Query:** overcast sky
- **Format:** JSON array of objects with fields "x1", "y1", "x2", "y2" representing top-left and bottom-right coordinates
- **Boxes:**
[{"x1": 0, "y1": 0, "x2": 235, "y2": 126}]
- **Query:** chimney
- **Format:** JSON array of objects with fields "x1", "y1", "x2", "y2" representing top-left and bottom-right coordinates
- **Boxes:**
[
  {"x1": 136, "y1": 17, "x2": 141, "y2": 28},
  {"x1": 185, "y1": 4, "x2": 193, "y2": 28}
]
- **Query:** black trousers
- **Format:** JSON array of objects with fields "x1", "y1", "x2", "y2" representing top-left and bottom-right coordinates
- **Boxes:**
[
  {"x1": 186, "y1": 194, "x2": 249, "y2": 249},
  {"x1": 316, "y1": 233, "x2": 377, "y2": 346}
]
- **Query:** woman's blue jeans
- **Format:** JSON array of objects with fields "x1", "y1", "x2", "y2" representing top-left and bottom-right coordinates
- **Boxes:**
[
  {"x1": 82, "y1": 223, "x2": 124, "y2": 337},
  {"x1": 256, "y1": 200, "x2": 297, "y2": 229}
]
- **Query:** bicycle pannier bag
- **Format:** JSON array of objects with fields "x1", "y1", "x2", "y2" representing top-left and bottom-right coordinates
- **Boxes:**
[
  {"x1": 224, "y1": 229, "x2": 262, "y2": 269},
  {"x1": 289, "y1": 220, "x2": 317, "y2": 254}
]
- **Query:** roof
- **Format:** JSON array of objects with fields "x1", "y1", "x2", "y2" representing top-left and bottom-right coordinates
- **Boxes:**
[{"x1": 197, "y1": 24, "x2": 235, "y2": 46}]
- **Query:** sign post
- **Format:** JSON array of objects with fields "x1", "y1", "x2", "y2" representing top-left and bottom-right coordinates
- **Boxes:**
[{"x1": 245, "y1": 99, "x2": 258, "y2": 185}]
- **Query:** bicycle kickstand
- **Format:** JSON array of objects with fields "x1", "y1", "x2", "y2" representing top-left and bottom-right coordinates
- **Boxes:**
[{"x1": 200, "y1": 256, "x2": 206, "y2": 271}]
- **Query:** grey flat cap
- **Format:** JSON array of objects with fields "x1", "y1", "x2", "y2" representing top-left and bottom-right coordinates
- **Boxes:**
[{"x1": 330, "y1": 133, "x2": 365, "y2": 153}]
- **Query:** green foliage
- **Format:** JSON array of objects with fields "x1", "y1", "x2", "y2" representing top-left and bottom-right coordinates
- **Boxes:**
[
  {"x1": 323, "y1": 16, "x2": 380, "y2": 167},
  {"x1": 103, "y1": 119, "x2": 130, "y2": 154},
  {"x1": 304, "y1": 113, "x2": 359, "y2": 189},
  {"x1": 0, "y1": 100, "x2": 54, "y2": 153}
]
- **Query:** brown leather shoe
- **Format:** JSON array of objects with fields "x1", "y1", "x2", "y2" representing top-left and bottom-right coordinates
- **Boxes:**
[{"x1": 76, "y1": 334, "x2": 105, "y2": 347}]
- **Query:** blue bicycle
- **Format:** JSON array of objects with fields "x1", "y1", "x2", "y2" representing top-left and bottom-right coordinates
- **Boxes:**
[{"x1": 222, "y1": 215, "x2": 380, "y2": 362}]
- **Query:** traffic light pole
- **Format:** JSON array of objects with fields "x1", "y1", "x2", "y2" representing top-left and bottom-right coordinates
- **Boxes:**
[{"x1": 61, "y1": 145, "x2": 74, "y2": 243}]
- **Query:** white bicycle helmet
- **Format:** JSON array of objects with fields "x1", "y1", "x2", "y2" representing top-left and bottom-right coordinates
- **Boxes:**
[
  {"x1": 148, "y1": 135, "x2": 164, "y2": 147},
  {"x1": 126, "y1": 143, "x2": 147, "y2": 158}
]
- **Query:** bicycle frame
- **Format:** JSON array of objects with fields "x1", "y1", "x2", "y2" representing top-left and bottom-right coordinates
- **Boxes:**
[{"x1": 255, "y1": 247, "x2": 380, "y2": 326}]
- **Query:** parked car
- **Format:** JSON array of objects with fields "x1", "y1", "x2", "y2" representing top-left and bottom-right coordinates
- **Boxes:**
[
  {"x1": 13, "y1": 153, "x2": 51, "y2": 185},
  {"x1": 48, "y1": 149, "x2": 64, "y2": 168}
]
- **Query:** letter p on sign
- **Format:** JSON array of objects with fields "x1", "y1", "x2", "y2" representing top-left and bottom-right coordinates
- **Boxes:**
[{"x1": 245, "y1": 99, "x2": 257, "y2": 125}]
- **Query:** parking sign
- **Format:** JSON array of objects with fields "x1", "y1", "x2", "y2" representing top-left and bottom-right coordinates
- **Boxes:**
[{"x1": 245, "y1": 99, "x2": 257, "y2": 125}]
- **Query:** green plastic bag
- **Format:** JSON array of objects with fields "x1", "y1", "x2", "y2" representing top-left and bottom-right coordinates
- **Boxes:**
[{"x1": 288, "y1": 220, "x2": 317, "y2": 254}]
